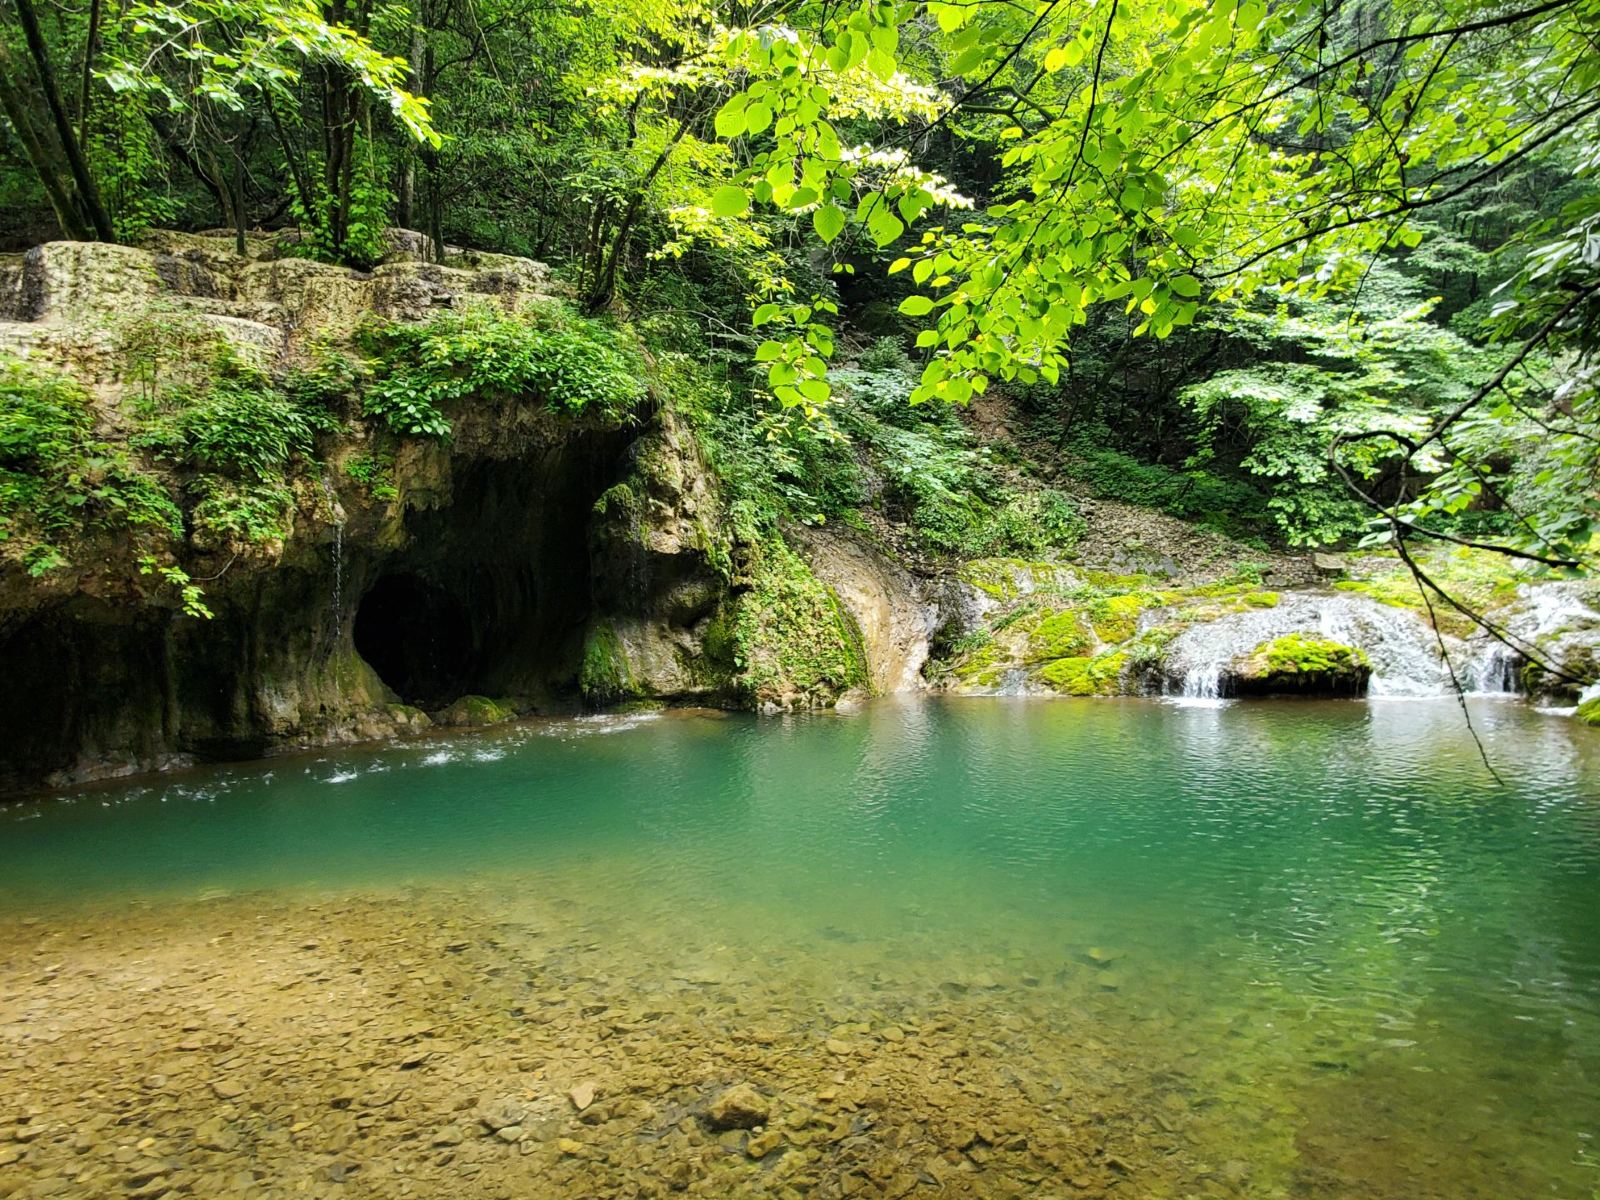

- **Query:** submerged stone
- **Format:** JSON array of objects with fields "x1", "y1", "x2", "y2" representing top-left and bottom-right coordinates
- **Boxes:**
[{"x1": 705, "y1": 1084, "x2": 770, "y2": 1131}]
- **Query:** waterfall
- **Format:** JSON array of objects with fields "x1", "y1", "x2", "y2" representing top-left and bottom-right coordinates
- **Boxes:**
[
  {"x1": 1463, "y1": 642, "x2": 1519, "y2": 695},
  {"x1": 1158, "y1": 582, "x2": 1600, "y2": 704},
  {"x1": 1472, "y1": 581, "x2": 1600, "y2": 700},
  {"x1": 1162, "y1": 592, "x2": 1453, "y2": 698},
  {"x1": 1178, "y1": 665, "x2": 1224, "y2": 701}
]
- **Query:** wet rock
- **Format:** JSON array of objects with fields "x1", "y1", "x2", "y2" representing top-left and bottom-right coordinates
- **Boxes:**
[
  {"x1": 194, "y1": 1118, "x2": 238, "y2": 1152},
  {"x1": 477, "y1": 1098, "x2": 526, "y2": 1133},
  {"x1": 556, "y1": 1138, "x2": 586, "y2": 1156},
  {"x1": 747, "y1": 1130, "x2": 784, "y2": 1160},
  {"x1": 431, "y1": 1126, "x2": 464, "y2": 1147},
  {"x1": 704, "y1": 1084, "x2": 769, "y2": 1131},
  {"x1": 211, "y1": 1079, "x2": 244, "y2": 1100},
  {"x1": 568, "y1": 1082, "x2": 596, "y2": 1111}
]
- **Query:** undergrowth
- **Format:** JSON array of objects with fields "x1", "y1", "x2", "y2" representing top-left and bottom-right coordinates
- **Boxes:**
[{"x1": 358, "y1": 302, "x2": 646, "y2": 437}]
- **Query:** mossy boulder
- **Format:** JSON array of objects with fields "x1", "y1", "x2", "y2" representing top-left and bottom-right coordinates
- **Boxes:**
[
  {"x1": 1040, "y1": 651, "x2": 1128, "y2": 696},
  {"x1": 1521, "y1": 644, "x2": 1599, "y2": 703},
  {"x1": 1232, "y1": 634, "x2": 1371, "y2": 697},
  {"x1": 436, "y1": 695, "x2": 518, "y2": 726},
  {"x1": 1029, "y1": 609, "x2": 1091, "y2": 660},
  {"x1": 1577, "y1": 697, "x2": 1600, "y2": 729},
  {"x1": 385, "y1": 703, "x2": 433, "y2": 731},
  {"x1": 580, "y1": 620, "x2": 639, "y2": 704}
]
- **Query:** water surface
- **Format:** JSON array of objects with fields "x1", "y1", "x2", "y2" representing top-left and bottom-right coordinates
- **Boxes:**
[{"x1": 2, "y1": 697, "x2": 1597, "y2": 1197}]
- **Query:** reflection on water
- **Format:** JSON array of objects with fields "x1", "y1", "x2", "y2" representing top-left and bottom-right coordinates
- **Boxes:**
[{"x1": 2, "y1": 697, "x2": 1598, "y2": 1196}]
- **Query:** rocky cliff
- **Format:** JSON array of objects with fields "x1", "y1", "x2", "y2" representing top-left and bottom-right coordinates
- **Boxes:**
[
  {"x1": 0, "y1": 234, "x2": 760, "y2": 790},
  {"x1": 1, "y1": 234, "x2": 1594, "y2": 793}
]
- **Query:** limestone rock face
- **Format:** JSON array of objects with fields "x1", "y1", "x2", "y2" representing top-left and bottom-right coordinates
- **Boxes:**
[
  {"x1": 789, "y1": 525, "x2": 941, "y2": 695},
  {"x1": 582, "y1": 409, "x2": 736, "y2": 703},
  {"x1": 0, "y1": 230, "x2": 555, "y2": 362},
  {"x1": 0, "y1": 234, "x2": 639, "y2": 792}
]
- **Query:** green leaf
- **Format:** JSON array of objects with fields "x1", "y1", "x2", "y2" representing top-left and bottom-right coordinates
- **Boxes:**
[
  {"x1": 812, "y1": 204, "x2": 846, "y2": 243},
  {"x1": 868, "y1": 208, "x2": 905, "y2": 247},
  {"x1": 898, "y1": 295, "x2": 934, "y2": 316},
  {"x1": 949, "y1": 45, "x2": 988, "y2": 76},
  {"x1": 711, "y1": 186, "x2": 750, "y2": 218},
  {"x1": 713, "y1": 96, "x2": 747, "y2": 138},
  {"x1": 744, "y1": 101, "x2": 773, "y2": 136}
]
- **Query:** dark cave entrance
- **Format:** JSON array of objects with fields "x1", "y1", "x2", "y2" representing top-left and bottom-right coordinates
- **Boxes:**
[{"x1": 353, "y1": 573, "x2": 475, "y2": 706}]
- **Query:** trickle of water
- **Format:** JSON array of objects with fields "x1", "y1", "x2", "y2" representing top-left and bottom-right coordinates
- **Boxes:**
[
  {"x1": 1463, "y1": 641, "x2": 1520, "y2": 695},
  {"x1": 1179, "y1": 664, "x2": 1224, "y2": 700},
  {"x1": 320, "y1": 476, "x2": 345, "y2": 634}
]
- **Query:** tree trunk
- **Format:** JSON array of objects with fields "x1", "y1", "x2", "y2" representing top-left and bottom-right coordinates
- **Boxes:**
[
  {"x1": 264, "y1": 94, "x2": 316, "y2": 223},
  {"x1": 396, "y1": 28, "x2": 423, "y2": 230},
  {"x1": 78, "y1": 0, "x2": 102, "y2": 145},
  {"x1": 232, "y1": 149, "x2": 247, "y2": 255},
  {"x1": 585, "y1": 117, "x2": 691, "y2": 313},
  {"x1": 11, "y1": 0, "x2": 115, "y2": 240},
  {"x1": 0, "y1": 48, "x2": 87, "y2": 239}
]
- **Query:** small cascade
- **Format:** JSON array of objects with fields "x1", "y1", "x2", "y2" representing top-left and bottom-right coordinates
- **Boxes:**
[
  {"x1": 320, "y1": 477, "x2": 346, "y2": 636},
  {"x1": 1478, "y1": 581, "x2": 1600, "y2": 703},
  {"x1": 1163, "y1": 592, "x2": 1452, "y2": 698},
  {"x1": 1178, "y1": 665, "x2": 1224, "y2": 701},
  {"x1": 1463, "y1": 641, "x2": 1520, "y2": 695}
]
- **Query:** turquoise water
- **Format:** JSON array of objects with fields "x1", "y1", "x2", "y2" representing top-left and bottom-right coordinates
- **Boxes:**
[{"x1": 2, "y1": 696, "x2": 1599, "y2": 1196}]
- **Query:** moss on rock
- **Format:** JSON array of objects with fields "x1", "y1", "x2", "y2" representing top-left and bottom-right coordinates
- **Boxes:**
[
  {"x1": 436, "y1": 695, "x2": 518, "y2": 726},
  {"x1": 1029, "y1": 609, "x2": 1091, "y2": 660},
  {"x1": 1234, "y1": 634, "x2": 1371, "y2": 697},
  {"x1": 1039, "y1": 651, "x2": 1129, "y2": 696},
  {"x1": 580, "y1": 620, "x2": 638, "y2": 704},
  {"x1": 1088, "y1": 594, "x2": 1145, "y2": 643},
  {"x1": 1577, "y1": 697, "x2": 1600, "y2": 729},
  {"x1": 731, "y1": 536, "x2": 867, "y2": 707}
]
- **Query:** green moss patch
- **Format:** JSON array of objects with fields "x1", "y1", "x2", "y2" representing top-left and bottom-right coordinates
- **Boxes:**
[
  {"x1": 580, "y1": 620, "x2": 638, "y2": 703},
  {"x1": 732, "y1": 537, "x2": 867, "y2": 704},
  {"x1": 436, "y1": 695, "x2": 518, "y2": 726},
  {"x1": 1029, "y1": 609, "x2": 1091, "y2": 660},
  {"x1": 1039, "y1": 651, "x2": 1129, "y2": 696},
  {"x1": 1089, "y1": 594, "x2": 1145, "y2": 643},
  {"x1": 1235, "y1": 634, "x2": 1371, "y2": 697}
]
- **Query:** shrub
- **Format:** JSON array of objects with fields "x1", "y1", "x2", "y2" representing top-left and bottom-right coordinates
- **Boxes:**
[
  {"x1": 190, "y1": 478, "x2": 295, "y2": 544},
  {"x1": 360, "y1": 302, "x2": 646, "y2": 437},
  {"x1": 0, "y1": 357, "x2": 180, "y2": 572}
]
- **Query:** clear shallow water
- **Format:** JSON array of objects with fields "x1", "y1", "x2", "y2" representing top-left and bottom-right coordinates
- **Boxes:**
[{"x1": 3, "y1": 697, "x2": 1599, "y2": 1196}]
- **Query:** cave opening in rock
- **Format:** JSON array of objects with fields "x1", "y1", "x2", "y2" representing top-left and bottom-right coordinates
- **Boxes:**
[{"x1": 353, "y1": 573, "x2": 475, "y2": 706}]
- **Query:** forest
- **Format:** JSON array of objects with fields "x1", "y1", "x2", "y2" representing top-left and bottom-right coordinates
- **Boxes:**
[
  {"x1": 4, "y1": 3, "x2": 1600, "y2": 1195},
  {"x1": 2, "y1": 0, "x2": 1596, "y2": 585}
]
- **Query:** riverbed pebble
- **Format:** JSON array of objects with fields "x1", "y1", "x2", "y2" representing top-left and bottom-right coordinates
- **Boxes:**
[{"x1": 0, "y1": 877, "x2": 1507, "y2": 1200}]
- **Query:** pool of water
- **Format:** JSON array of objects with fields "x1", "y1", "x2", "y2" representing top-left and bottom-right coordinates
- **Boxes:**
[{"x1": 2, "y1": 696, "x2": 1598, "y2": 1198}]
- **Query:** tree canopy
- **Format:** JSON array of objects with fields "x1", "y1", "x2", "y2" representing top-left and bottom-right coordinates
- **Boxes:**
[{"x1": 1, "y1": 0, "x2": 1596, "y2": 573}]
